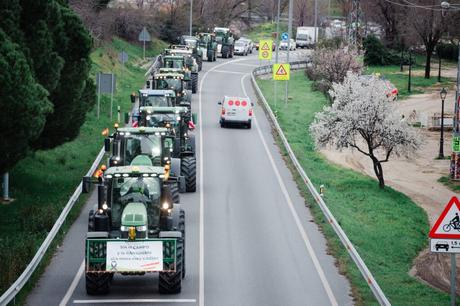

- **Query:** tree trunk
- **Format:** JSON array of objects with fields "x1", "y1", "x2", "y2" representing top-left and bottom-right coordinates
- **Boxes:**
[
  {"x1": 372, "y1": 159, "x2": 386, "y2": 188},
  {"x1": 425, "y1": 45, "x2": 434, "y2": 79}
]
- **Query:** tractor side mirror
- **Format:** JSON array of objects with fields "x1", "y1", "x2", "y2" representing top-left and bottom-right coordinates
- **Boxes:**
[
  {"x1": 146, "y1": 80, "x2": 150, "y2": 88},
  {"x1": 217, "y1": 101, "x2": 222, "y2": 105},
  {"x1": 130, "y1": 93, "x2": 136, "y2": 103},
  {"x1": 97, "y1": 184, "x2": 106, "y2": 210},
  {"x1": 82, "y1": 176, "x2": 91, "y2": 193},
  {"x1": 104, "y1": 138, "x2": 111, "y2": 152},
  {"x1": 192, "y1": 113, "x2": 198, "y2": 124},
  {"x1": 124, "y1": 112, "x2": 130, "y2": 124}
]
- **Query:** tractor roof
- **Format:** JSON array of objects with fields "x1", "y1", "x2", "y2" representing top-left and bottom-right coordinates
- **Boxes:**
[
  {"x1": 164, "y1": 55, "x2": 184, "y2": 60},
  {"x1": 214, "y1": 27, "x2": 230, "y2": 32},
  {"x1": 140, "y1": 106, "x2": 189, "y2": 114},
  {"x1": 139, "y1": 89, "x2": 175, "y2": 97},
  {"x1": 104, "y1": 165, "x2": 165, "y2": 177},
  {"x1": 116, "y1": 126, "x2": 169, "y2": 134}
]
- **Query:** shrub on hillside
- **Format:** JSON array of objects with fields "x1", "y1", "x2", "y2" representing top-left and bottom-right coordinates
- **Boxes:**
[
  {"x1": 437, "y1": 43, "x2": 459, "y2": 61},
  {"x1": 363, "y1": 35, "x2": 407, "y2": 66}
]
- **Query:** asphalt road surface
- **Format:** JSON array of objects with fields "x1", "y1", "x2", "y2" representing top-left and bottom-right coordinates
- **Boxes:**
[{"x1": 26, "y1": 50, "x2": 353, "y2": 306}]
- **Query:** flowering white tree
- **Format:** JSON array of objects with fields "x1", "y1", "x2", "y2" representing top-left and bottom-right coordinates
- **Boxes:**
[{"x1": 310, "y1": 73, "x2": 422, "y2": 188}]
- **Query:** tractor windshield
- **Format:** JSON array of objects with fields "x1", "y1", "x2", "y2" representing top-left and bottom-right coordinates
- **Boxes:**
[
  {"x1": 110, "y1": 176, "x2": 161, "y2": 228},
  {"x1": 123, "y1": 134, "x2": 162, "y2": 166},
  {"x1": 145, "y1": 113, "x2": 178, "y2": 128},
  {"x1": 155, "y1": 78, "x2": 182, "y2": 91},
  {"x1": 164, "y1": 58, "x2": 184, "y2": 69},
  {"x1": 184, "y1": 39, "x2": 197, "y2": 48},
  {"x1": 141, "y1": 95, "x2": 171, "y2": 107}
]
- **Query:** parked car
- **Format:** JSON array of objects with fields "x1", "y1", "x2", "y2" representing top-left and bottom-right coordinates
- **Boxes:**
[
  {"x1": 234, "y1": 40, "x2": 250, "y2": 56},
  {"x1": 239, "y1": 37, "x2": 254, "y2": 53},
  {"x1": 279, "y1": 39, "x2": 296, "y2": 50}
]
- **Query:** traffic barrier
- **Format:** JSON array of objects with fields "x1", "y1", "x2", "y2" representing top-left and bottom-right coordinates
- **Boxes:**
[{"x1": 250, "y1": 62, "x2": 391, "y2": 306}]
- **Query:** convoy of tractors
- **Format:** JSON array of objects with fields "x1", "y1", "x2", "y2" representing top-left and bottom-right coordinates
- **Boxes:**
[{"x1": 81, "y1": 26, "x2": 242, "y2": 295}]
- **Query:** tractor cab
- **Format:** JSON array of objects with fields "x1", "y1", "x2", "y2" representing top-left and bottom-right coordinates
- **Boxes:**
[
  {"x1": 197, "y1": 33, "x2": 217, "y2": 62},
  {"x1": 163, "y1": 55, "x2": 186, "y2": 69},
  {"x1": 152, "y1": 73, "x2": 192, "y2": 106},
  {"x1": 137, "y1": 89, "x2": 176, "y2": 108}
]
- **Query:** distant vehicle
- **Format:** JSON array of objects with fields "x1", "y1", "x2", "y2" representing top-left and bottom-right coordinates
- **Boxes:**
[
  {"x1": 435, "y1": 242, "x2": 449, "y2": 251},
  {"x1": 296, "y1": 26, "x2": 318, "y2": 48},
  {"x1": 218, "y1": 96, "x2": 253, "y2": 129},
  {"x1": 234, "y1": 40, "x2": 250, "y2": 56},
  {"x1": 255, "y1": 40, "x2": 276, "y2": 51},
  {"x1": 238, "y1": 37, "x2": 254, "y2": 53},
  {"x1": 279, "y1": 39, "x2": 296, "y2": 51}
]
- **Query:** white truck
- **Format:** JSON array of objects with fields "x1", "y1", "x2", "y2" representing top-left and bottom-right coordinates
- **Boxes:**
[{"x1": 295, "y1": 26, "x2": 318, "y2": 48}]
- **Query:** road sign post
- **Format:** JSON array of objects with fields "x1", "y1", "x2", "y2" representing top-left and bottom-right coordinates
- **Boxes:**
[
  {"x1": 138, "y1": 27, "x2": 151, "y2": 60},
  {"x1": 258, "y1": 40, "x2": 273, "y2": 61},
  {"x1": 96, "y1": 72, "x2": 116, "y2": 120},
  {"x1": 429, "y1": 196, "x2": 460, "y2": 306}
]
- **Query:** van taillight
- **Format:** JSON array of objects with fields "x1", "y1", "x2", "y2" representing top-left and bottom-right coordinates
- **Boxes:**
[
  {"x1": 221, "y1": 108, "x2": 225, "y2": 115},
  {"x1": 249, "y1": 109, "x2": 253, "y2": 116}
]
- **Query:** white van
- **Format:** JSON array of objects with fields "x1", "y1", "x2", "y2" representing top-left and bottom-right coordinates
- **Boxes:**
[{"x1": 218, "y1": 96, "x2": 253, "y2": 129}]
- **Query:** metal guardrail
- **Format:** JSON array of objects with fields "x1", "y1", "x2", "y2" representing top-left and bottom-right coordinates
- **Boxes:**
[
  {"x1": 1, "y1": 55, "x2": 162, "y2": 306},
  {"x1": 0, "y1": 148, "x2": 105, "y2": 306},
  {"x1": 251, "y1": 63, "x2": 391, "y2": 306}
]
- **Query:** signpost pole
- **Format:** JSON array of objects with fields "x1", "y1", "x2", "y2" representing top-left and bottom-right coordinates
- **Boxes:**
[
  {"x1": 285, "y1": 0, "x2": 293, "y2": 105},
  {"x1": 143, "y1": 40, "x2": 146, "y2": 60},
  {"x1": 2, "y1": 172, "x2": 9, "y2": 202},
  {"x1": 451, "y1": 254, "x2": 456, "y2": 306},
  {"x1": 97, "y1": 72, "x2": 101, "y2": 119},
  {"x1": 110, "y1": 73, "x2": 114, "y2": 120}
]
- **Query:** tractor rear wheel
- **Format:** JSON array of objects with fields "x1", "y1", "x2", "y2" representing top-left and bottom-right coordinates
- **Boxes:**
[
  {"x1": 159, "y1": 239, "x2": 183, "y2": 294},
  {"x1": 181, "y1": 156, "x2": 196, "y2": 192},
  {"x1": 192, "y1": 74, "x2": 198, "y2": 94}
]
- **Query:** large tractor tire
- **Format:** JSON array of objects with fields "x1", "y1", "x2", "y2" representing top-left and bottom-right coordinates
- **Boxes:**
[
  {"x1": 229, "y1": 47, "x2": 234, "y2": 58},
  {"x1": 169, "y1": 181, "x2": 180, "y2": 203},
  {"x1": 207, "y1": 51, "x2": 213, "y2": 62},
  {"x1": 86, "y1": 272, "x2": 112, "y2": 295},
  {"x1": 191, "y1": 74, "x2": 198, "y2": 94},
  {"x1": 221, "y1": 46, "x2": 228, "y2": 58},
  {"x1": 179, "y1": 208, "x2": 185, "y2": 278},
  {"x1": 181, "y1": 156, "x2": 196, "y2": 192},
  {"x1": 213, "y1": 52, "x2": 217, "y2": 61},
  {"x1": 186, "y1": 134, "x2": 196, "y2": 154},
  {"x1": 159, "y1": 239, "x2": 183, "y2": 294}
]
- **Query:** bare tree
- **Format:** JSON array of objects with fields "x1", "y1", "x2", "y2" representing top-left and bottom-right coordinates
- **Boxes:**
[{"x1": 310, "y1": 73, "x2": 421, "y2": 188}]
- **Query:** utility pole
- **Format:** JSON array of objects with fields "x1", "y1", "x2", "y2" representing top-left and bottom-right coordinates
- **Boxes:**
[
  {"x1": 274, "y1": 0, "x2": 281, "y2": 111},
  {"x1": 314, "y1": 0, "x2": 318, "y2": 45},
  {"x1": 189, "y1": 0, "x2": 193, "y2": 36},
  {"x1": 285, "y1": 0, "x2": 293, "y2": 104}
]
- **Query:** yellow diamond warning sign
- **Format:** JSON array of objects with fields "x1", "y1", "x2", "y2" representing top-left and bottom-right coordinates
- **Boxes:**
[
  {"x1": 273, "y1": 63, "x2": 290, "y2": 81},
  {"x1": 258, "y1": 39, "x2": 273, "y2": 60}
]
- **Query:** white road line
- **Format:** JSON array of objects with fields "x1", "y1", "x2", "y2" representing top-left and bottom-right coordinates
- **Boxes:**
[
  {"x1": 232, "y1": 62, "x2": 259, "y2": 67},
  {"x1": 210, "y1": 69, "x2": 247, "y2": 75},
  {"x1": 73, "y1": 299, "x2": 197, "y2": 304},
  {"x1": 240, "y1": 74, "x2": 339, "y2": 306},
  {"x1": 198, "y1": 57, "x2": 250, "y2": 306},
  {"x1": 59, "y1": 260, "x2": 85, "y2": 306}
]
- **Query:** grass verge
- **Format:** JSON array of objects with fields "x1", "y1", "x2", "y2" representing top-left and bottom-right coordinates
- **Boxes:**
[
  {"x1": 0, "y1": 37, "x2": 167, "y2": 301},
  {"x1": 256, "y1": 71, "x2": 451, "y2": 305},
  {"x1": 438, "y1": 176, "x2": 460, "y2": 193}
]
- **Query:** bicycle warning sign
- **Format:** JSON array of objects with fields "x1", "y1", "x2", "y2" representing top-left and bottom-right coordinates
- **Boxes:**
[{"x1": 429, "y1": 196, "x2": 460, "y2": 239}]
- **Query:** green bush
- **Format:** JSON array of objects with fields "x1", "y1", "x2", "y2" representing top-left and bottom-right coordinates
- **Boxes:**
[
  {"x1": 363, "y1": 35, "x2": 407, "y2": 66},
  {"x1": 316, "y1": 37, "x2": 344, "y2": 49},
  {"x1": 437, "y1": 43, "x2": 459, "y2": 61}
]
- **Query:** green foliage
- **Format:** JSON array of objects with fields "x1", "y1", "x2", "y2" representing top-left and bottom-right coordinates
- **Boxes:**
[
  {"x1": 257, "y1": 71, "x2": 450, "y2": 305},
  {"x1": 316, "y1": 37, "x2": 345, "y2": 49},
  {"x1": 0, "y1": 0, "x2": 95, "y2": 171},
  {"x1": 0, "y1": 29, "x2": 52, "y2": 175},
  {"x1": 437, "y1": 43, "x2": 459, "y2": 61},
  {"x1": 245, "y1": 22, "x2": 287, "y2": 42}
]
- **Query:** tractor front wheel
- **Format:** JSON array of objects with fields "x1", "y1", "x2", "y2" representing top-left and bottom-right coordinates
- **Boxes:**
[
  {"x1": 180, "y1": 209, "x2": 185, "y2": 279},
  {"x1": 159, "y1": 239, "x2": 183, "y2": 294},
  {"x1": 192, "y1": 74, "x2": 198, "y2": 94},
  {"x1": 170, "y1": 181, "x2": 180, "y2": 203},
  {"x1": 181, "y1": 156, "x2": 196, "y2": 192}
]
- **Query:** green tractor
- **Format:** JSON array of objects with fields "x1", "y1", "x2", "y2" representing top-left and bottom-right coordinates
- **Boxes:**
[
  {"x1": 82, "y1": 165, "x2": 185, "y2": 295},
  {"x1": 197, "y1": 32, "x2": 217, "y2": 62},
  {"x1": 147, "y1": 72, "x2": 192, "y2": 109},
  {"x1": 160, "y1": 55, "x2": 198, "y2": 94},
  {"x1": 177, "y1": 37, "x2": 203, "y2": 71},
  {"x1": 213, "y1": 27, "x2": 235, "y2": 58},
  {"x1": 104, "y1": 126, "x2": 186, "y2": 201},
  {"x1": 135, "y1": 106, "x2": 196, "y2": 192}
]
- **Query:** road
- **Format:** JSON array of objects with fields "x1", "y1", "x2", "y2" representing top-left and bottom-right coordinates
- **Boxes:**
[{"x1": 26, "y1": 50, "x2": 353, "y2": 306}]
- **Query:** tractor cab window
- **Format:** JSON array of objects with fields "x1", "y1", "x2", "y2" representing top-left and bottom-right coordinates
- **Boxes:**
[
  {"x1": 155, "y1": 78, "x2": 182, "y2": 91},
  {"x1": 142, "y1": 95, "x2": 170, "y2": 107},
  {"x1": 184, "y1": 39, "x2": 197, "y2": 48},
  {"x1": 123, "y1": 135, "x2": 162, "y2": 165},
  {"x1": 146, "y1": 113, "x2": 178, "y2": 128},
  {"x1": 164, "y1": 59, "x2": 184, "y2": 69},
  {"x1": 110, "y1": 176, "x2": 161, "y2": 228}
]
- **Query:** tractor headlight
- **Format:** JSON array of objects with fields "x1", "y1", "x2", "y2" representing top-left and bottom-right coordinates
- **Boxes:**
[
  {"x1": 120, "y1": 225, "x2": 128, "y2": 231},
  {"x1": 136, "y1": 225, "x2": 147, "y2": 232},
  {"x1": 162, "y1": 202, "x2": 170, "y2": 210},
  {"x1": 102, "y1": 203, "x2": 108, "y2": 210},
  {"x1": 146, "y1": 115, "x2": 151, "y2": 120}
]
